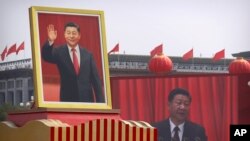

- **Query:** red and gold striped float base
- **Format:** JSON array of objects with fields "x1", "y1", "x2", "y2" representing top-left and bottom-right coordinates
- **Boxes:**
[{"x1": 0, "y1": 119, "x2": 157, "y2": 141}]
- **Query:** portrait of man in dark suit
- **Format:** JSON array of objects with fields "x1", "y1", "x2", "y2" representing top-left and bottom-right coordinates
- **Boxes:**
[
  {"x1": 152, "y1": 88, "x2": 207, "y2": 141},
  {"x1": 42, "y1": 22, "x2": 104, "y2": 103}
]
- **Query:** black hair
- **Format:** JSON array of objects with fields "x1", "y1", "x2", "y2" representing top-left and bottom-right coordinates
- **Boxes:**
[
  {"x1": 64, "y1": 22, "x2": 80, "y2": 32},
  {"x1": 168, "y1": 88, "x2": 192, "y2": 102}
]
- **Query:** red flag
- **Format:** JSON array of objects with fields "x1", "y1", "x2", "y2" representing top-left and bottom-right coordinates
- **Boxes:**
[
  {"x1": 182, "y1": 48, "x2": 193, "y2": 61},
  {"x1": 150, "y1": 44, "x2": 163, "y2": 57},
  {"x1": 6, "y1": 43, "x2": 16, "y2": 56},
  {"x1": 1, "y1": 46, "x2": 7, "y2": 61},
  {"x1": 16, "y1": 41, "x2": 25, "y2": 54},
  {"x1": 108, "y1": 43, "x2": 119, "y2": 55},
  {"x1": 213, "y1": 49, "x2": 225, "y2": 61}
]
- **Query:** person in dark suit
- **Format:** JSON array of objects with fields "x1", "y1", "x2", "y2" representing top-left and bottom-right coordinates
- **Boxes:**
[
  {"x1": 153, "y1": 88, "x2": 207, "y2": 141},
  {"x1": 42, "y1": 22, "x2": 104, "y2": 102}
]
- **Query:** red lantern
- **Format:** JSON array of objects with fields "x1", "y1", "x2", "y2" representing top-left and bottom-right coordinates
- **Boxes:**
[
  {"x1": 148, "y1": 53, "x2": 173, "y2": 73},
  {"x1": 228, "y1": 57, "x2": 250, "y2": 74}
]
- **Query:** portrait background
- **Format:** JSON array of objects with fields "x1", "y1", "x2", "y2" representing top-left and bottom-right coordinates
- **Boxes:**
[{"x1": 38, "y1": 13, "x2": 104, "y2": 101}]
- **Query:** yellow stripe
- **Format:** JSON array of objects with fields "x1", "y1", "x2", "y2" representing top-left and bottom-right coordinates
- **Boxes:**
[
  {"x1": 54, "y1": 127, "x2": 58, "y2": 141},
  {"x1": 150, "y1": 129, "x2": 154, "y2": 141},
  {"x1": 114, "y1": 120, "x2": 118, "y2": 141},
  {"x1": 85, "y1": 122, "x2": 89, "y2": 141},
  {"x1": 100, "y1": 119, "x2": 104, "y2": 141},
  {"x1": 77, "y1": 125, "x2": 81, "y2": 141},
  {"x1": 70, "y1": 126, "x2": 74, "y2": 141},
  {"x1": 62, "y1": 127, "x2": 66, "y2": 141},
  {"x1": 107, "y1": 119, "x2": 111, "y2": 141},
  {"x1": 128, "y1": 126, "x2": 133, "y2": 141},
  {"x1": 136, "y1": 127, "x2": 140, "y2": 141},
  {"x1": 92, "y1": 120, "x2": 96, "y2": 141},
  {"x1": 143, "y1": 128, "x2": 147, "y2": 141},
  {"x1": 121, "y1": 123, "x2": 125, "y2": 141}
]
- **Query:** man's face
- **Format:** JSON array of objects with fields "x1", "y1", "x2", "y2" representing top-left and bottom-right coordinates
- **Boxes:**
[
  {"x1": 64, "y1": 27, "x2": 81, "y2": 48},
  {"x1": 168, "y1": 94, "x2": 191, "y2": 123}
]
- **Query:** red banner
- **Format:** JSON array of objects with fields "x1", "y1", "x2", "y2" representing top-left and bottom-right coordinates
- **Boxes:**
[
  {"x1": 1, "y1": 47, "x2": 7, "y2": 61},
  {"x1": 16, "y1": 41, "x2": 25, "y2": 54},
  {"x1": 213, "y1": 49, "x2": 225, "y2": 61},
  {"x1": 108, "y1": 43, "x2": 119, "y2": 55},
  {"x1": 6, "y1": 44, "x2": 16, "y2": 56},
  {"x1": 150, "y1": 44, "x2": 163, "y2": 57},
  {"x1": 182, "y1": 48, "x2": 193, "y2": 61}
]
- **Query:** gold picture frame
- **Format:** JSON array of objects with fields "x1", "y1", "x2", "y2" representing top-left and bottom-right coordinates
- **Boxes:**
[{"x1": 29, "y1": 6, "x2": 112, "y2": 109}]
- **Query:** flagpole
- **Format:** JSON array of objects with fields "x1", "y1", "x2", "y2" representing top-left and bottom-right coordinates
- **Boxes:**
[
  {"x1": 24, "y1": 50, "x2": 25, "y2": 59},
  {"x1": 23, "y1": 43, "x2": 26, "y2": 59},
  {"x1": 22, "y1": 41, "x2": 25, "y2": 59},
  {"x1": 15, "y1": 47, "x2": 17, "y2": 61},
  {"x1": 224, "y1": 49, "x2": 226, "y2": 67},
  {"x1": 192, "y1": 47, "x2": 194, "y2": 67},
  {"x1": 222, "y1": 48, "x2": 225, "y2": 70},
  {"x1": 117, "y1": 52, "x2": 120, "y2": 65},
  {"x1": 117, "y1": 42, "x2": 120, "y2": 65},
  {"x1": 6, "y1": 44, "x2": 8, "y2": 62},
  {"x1": 6, "y1": 45, "x2": 8, "y2": 62},
  {"x1": 6, "y1": 49, "x2": 9, "y2": 62},
  {"x1": 192, "y1": 57, "x2": 194, "y2": 67},
  {"x1": 224, "y1": 59, "x2": 226, "y2": 68}
]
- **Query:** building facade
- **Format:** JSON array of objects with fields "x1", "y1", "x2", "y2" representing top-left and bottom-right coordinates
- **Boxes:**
[
  {"x1": 0, "y1": 59, "x2": 33, "y2": 106},
  {"x1": 0, "y1": 54, "x2": 234, "y2": 106},
  {"x1": 109, "y1": 54, "x2": 232, "y2": 76}
]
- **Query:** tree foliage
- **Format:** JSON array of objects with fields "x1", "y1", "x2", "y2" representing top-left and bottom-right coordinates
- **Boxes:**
[{"x1": 0, "y1": 104, "x2": 21, "y2": 121}]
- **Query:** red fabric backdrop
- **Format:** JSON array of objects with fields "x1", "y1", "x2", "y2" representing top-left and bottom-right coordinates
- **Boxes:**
[{"x1": 110, "y1": 74, "x2": 248, "y2": 141}]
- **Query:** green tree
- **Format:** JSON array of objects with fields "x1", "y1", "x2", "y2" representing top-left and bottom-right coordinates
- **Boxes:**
[{"x1": 0, "y1": 104, "x2": 21, "y2": 121}]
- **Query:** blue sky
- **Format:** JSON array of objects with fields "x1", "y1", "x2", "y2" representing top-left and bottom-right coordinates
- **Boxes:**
[{"x1": 1, "y1": 0, "x2": 250, "y2": 62}]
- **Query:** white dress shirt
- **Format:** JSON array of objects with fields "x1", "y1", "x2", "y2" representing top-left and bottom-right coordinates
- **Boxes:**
[{"x1": 170, "y1": 118, "x2": 185, "y2": 141}]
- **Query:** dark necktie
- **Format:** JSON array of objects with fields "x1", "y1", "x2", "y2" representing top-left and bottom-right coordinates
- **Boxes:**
[
  {"x1": 71, "y1": 48, "x2": 79, "y2": 75},
  {"x1": 173, "y1": 126, "x2": 180, "y2": 141}
]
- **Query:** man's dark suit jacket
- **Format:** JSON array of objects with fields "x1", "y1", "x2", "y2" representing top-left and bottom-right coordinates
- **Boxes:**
[
  {"x1": 42, "y1": 41, "x2": 104, "y2": 102},
  {"x1": 152, "y1": 119, "x2": 207, "y2": 141}
]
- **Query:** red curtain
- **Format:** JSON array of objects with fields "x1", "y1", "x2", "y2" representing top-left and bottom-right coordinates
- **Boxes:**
[{"x1": 110, "y1": 74, "x2": 240, "y2": 141}]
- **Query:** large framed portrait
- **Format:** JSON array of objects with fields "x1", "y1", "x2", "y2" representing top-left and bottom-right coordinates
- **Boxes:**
[{"x1": 29, "y1": 6, "x2": 112, "y2": 109}]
